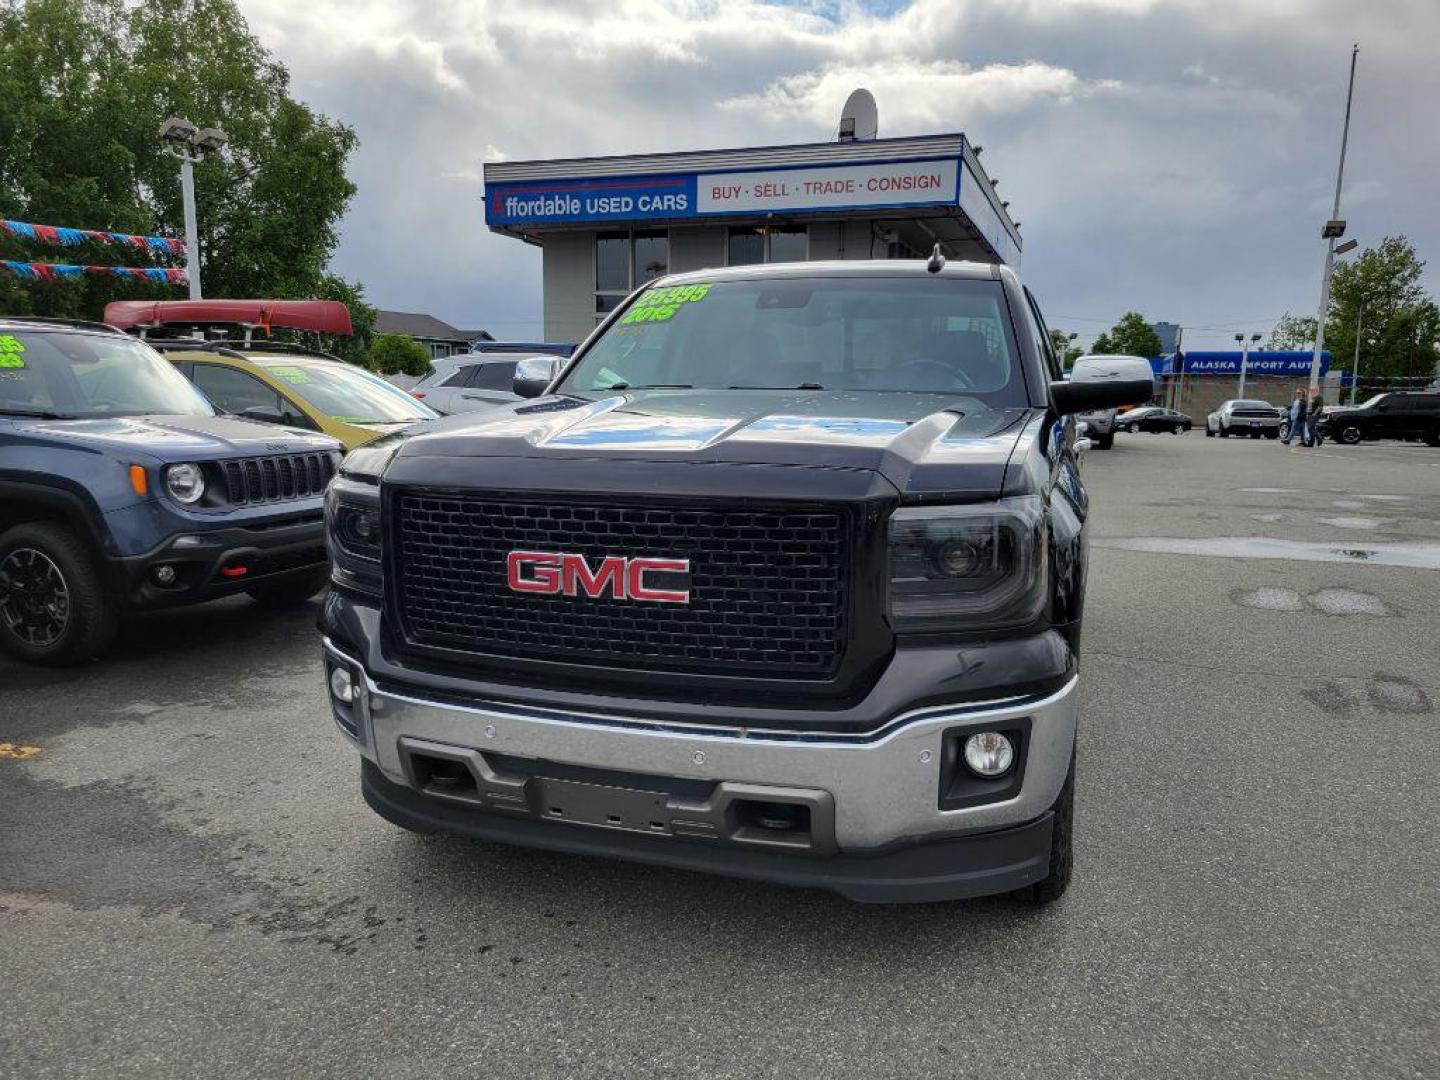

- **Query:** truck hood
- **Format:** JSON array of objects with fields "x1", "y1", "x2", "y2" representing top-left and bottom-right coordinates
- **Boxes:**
[
  {"x1": 391, "y1": 389, "x2": 1035, "y2": 500},
  {"x1": 11, "y1": 414, "x2": 339, "y2": 460}
]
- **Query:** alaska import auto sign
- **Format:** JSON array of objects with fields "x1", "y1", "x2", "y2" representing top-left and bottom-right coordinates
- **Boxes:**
[{"x1": 484, "y1": 157, "x2": 961, "y2": 227}]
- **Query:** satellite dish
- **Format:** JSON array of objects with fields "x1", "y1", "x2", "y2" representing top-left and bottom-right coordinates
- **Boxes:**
[{"x1": 838, "y1": 89, "x2": 878, "y2": 142}]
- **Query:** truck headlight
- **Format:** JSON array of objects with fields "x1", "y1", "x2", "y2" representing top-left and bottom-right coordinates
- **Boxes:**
[
  {"x1": 164, "y1": 463, "x2": 206, "y2": 504},
  {"x1": 328, "y1": 492, "x2": 382, "y2": 562},
  {"x1": 887, "y1": 497, "x2": 1047, "y2": 632}
]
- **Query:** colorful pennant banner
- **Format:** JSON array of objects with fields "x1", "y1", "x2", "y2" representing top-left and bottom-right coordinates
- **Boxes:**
[
  {"x1": 1, "y1": 261, "x2": 187, "y2": 284},
  {"x1": 2, "y1": 219, "x2": 186, "y2": 257}
]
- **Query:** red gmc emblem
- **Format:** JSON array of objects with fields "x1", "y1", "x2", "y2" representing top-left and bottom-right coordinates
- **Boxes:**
[{"x1": 506, "y1": 551, "x2": 690, "y2": 604}]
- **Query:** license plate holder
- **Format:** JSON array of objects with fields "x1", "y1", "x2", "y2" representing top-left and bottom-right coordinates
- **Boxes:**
[{"x1": 533, "y1": 776, "x2": 673, "y2": 835}]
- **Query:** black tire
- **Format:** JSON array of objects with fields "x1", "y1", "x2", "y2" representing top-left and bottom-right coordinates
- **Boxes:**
[
  {"x1": 1219, "y1": 426, "x2": 1229, "y2": 437},
  {"x1": 1173, "y1": 423, "x2": 1185, "y2": 435},
  {"x1": 1127, "y1": 423, "x2": 1139, "y2": 433},
  {"x1": 1205, "y1": 425, "x2": 1214, "y2": 437},
  {"x1": 0, "y1": 521, "x2": 118, "y2": 666},
  {"x1": 1338, "y1": 425, "x2": 1362, "y2": 445},
  {"x1": 244, "y1": 566, "x2": 330, "y2": 609},
  {"x1": 1020, "y1": 749, "x2": 1075, "y2": 905},
  {"x1": 1097, "y1": 431, "x2": 1114, "y2": 450}
]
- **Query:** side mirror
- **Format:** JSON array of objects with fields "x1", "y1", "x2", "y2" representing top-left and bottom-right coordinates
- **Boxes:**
[
  {"x1": 512, "y1": 356, "x2": 562, "y2": 399},
  {"x1": 240, "y1": 405, "x2": 286, "y2": 424},
  {"x1": 1051, "y1": 355, "x2": 1154, "y2": 415}
]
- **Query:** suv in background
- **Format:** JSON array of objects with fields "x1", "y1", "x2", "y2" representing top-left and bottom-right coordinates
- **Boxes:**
[
  {"x1": 410, "y1": 353, "x2": 557, "y2": 415},
  {"x1": 320, "y1": 259, "x2": 1153, "y2": 903},
  {"x1": 0, "y1": 317, "x2": 341, "y2": 665},
  {"x1": 1322, "y1": 391, "x2": 1440, "y2": 446}
]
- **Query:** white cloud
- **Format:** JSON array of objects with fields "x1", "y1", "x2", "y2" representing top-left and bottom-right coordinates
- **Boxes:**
[{"x1": 234, "y1": 0, "x2": 1440, "y2": 340}]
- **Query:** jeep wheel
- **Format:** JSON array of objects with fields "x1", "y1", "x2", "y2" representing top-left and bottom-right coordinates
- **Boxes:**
[
  {"x1": 1019, "y1": 749, "x2": 1074, "y2": 905},
  {"x1": 245, "y1": 566, "x2": 331, "y2": 609},
  {"x1": 1338, "y1": 425, "x2": 1362, "y2": 445},
  {"x1": 0, "y1": 522, "x2": 118, "y2": 666}
]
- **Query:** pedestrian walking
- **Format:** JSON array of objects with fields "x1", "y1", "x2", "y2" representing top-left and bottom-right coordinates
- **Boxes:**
[
  {"x1": 1307, "y1": 387, "x2": 1326, "y2": 447},
  {"x1": 1283, "y1": 387, "x2": 1308, "y2": 445}
]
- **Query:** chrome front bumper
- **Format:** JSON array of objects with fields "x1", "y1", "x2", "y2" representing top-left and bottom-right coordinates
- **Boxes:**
[{"x1": 323, "y1": 638, "x2": 1079, "y2": 852}]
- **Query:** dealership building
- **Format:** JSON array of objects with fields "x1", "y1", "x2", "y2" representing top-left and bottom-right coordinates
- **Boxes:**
[{"x1": 482, "y1": 133, "x2": 1023, "y2": 344}]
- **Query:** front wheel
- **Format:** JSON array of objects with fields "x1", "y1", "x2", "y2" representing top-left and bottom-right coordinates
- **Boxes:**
[
  {"x1": 1127, "y1": 423, "x2": 1140, "y2": 433},
  {"x1": 1338, "y1": 425, "x2": 1362, "y2": 445},
  {"x1": 1278, "y1": 421, "x2": 1291, "y2": 442},
  {"x1": 1019, "y1": 750, "x2": 1074, "y2": 905},
  {"x1": 244, "y1": 566, "x2": 331, "y2": 609},
  {"x1": 1205, "y1": 425, "x2": 1215, "y2": 437},
  {"x1": 0, "y1": 521, "x2": 118, "y2": 666},
  {"x1": 1173, "y1": 423, "x2": 1185, "y2": 435}
]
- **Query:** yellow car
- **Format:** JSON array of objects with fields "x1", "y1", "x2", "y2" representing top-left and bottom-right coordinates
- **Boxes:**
[
  {"x1": 103, "y1": 299, "x2": 439, "y2": 451},
  {"x1": 151, "y1": 345, "x2": 438, "y2": 450}
]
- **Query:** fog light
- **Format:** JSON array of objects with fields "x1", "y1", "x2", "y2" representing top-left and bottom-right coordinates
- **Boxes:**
[
  {"x1": 963, "y1": 731, "x2": 1015, "y2": 777},
  {"x1": 152, "y1": 564, "x2": 177, "y2": 586},
  {"x1": 329, "y1": 666, "x2": 354, "y2": 704}
]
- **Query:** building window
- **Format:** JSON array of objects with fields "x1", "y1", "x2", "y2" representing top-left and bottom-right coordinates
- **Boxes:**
[
  {"x1": 726, "y1": 225, "x2": 808, "y2": 266},
  {"x1": 595, "y1": 229, "x2": 669, "y2": 321}
]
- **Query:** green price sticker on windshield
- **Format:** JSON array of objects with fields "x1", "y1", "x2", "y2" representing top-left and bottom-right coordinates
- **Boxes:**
[
  {"x1": 0, "y1": 334, "x2": 26, "y2": 368},
  {"x1": 622, "y1": 283, "x2": 712, "y2": 325},
  {"x1": 269, "y1": 365, "x2": 310, "y2": 384}
]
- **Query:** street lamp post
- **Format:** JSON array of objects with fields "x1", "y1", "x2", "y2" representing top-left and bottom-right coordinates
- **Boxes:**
[
  {"x1": 1236, "y1": 333, "x2": 1262, "y2": 398},
  {"x1": 1351, "y1": 302, "x2": 1364, "y2": 405},
  {"x1": 1307, "y1": 45, "x2": 1360, "y2": 395},
  {"x1": 158, "y1": 117, "x2": 228, "y2": 300}
]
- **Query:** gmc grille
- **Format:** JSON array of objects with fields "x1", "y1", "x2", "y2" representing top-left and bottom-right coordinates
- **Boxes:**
[
  {"x1": 221, "y1": 453, "x2": 337, "y2": 505},
  {"x1": 391, "y1": 493, "x2": 849, "y2": 676}
]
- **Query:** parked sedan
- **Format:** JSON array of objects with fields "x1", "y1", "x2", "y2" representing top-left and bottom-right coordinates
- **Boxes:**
[
  {"x1": 1119, "y1": 406, "x2": 1192, "y2": 434},
  {"x1": 1206, "y1": 399, "x2": 1282, "y2": 439},
  {"x1": 409, "y1": 354, "x2": 548, "y2": 415}
]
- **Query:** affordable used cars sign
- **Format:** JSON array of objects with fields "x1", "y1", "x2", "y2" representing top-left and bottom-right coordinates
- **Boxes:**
[{"x1": 485, "y1": 158, "x2": 960, "y2": 227}]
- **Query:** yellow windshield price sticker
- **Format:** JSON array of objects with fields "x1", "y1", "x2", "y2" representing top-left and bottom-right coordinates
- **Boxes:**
[
  {"x1": 0, "y1": 335, "x2": 26, "y2": 367},
  {"x1": 622, "y1": 283, "x2": 712, "y2": 325},
  {"x1": 269, "y1": 365, "x2": 310, "y2": 384}
]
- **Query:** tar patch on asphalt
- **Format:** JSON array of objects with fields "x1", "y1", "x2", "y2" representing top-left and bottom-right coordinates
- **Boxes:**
[{"x1": 0, "y1": 742, "x2": 42, "y2": 760}]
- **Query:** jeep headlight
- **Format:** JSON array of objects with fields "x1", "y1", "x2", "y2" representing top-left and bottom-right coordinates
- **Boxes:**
[
  {"x1": 887, "y1": 497, "x2": 1047, "y2": 631},
  {"x1": 164, "y1": 463, "x2": 206, "y2": 504}
]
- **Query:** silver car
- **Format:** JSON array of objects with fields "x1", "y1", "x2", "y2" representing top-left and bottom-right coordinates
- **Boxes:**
[
  {"x1": 410, "y1": 354, "x2": 550, "y2": 416},
  {"x1": 1205, "y1": 399, "x2": 1281, "y2": 439}
]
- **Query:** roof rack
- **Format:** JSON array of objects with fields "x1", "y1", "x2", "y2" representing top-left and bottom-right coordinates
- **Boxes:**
[
  {"x1": 0, "y1": 315, "x2": 128, "y2": 336},
  {"x1": 145, "y1": 338, "x2": 346, "y2": 364}
]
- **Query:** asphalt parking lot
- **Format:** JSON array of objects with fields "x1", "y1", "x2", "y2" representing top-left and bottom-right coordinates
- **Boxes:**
[{"x1": 2, "y1": 431, "x2": 1438, "y2": 1080}]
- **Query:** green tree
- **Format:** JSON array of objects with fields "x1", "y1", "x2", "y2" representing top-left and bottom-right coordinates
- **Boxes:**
[
  {"x1": 1048, "y1": 328, "x2": 1082, "y2": 367},
  {"x1": 1326, "y1": 236, "x2": 1440, "y2": 380},
  {"x1": 1089, "y1": 313, "x2": 1161, "y2": 358},
  {"x1": 368, "y1": 333, "x2": 431, "y2": 377},
  {"x1": 1266, "y1": 312, "x2": 1317, "y2": 351},
  {"x1": 0, "y1": 0, "x2": 363, "y2": 331}
]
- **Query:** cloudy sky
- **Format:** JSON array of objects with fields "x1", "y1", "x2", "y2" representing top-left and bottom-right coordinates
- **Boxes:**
[{"x1": 239, "y1": 0, "x2": 1439, "y2": 348}]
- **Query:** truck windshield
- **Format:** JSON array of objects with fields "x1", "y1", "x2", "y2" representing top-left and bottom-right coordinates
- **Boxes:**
[
  {"x1": 0, "y1": 329, "x2": 214, "y2": 418},
  {"x1": 254, "y1": 359, "x2": 437, "y2": 424},
  {"x1": 560, "y1": 276, "x2": 1027, "y2": 406}
]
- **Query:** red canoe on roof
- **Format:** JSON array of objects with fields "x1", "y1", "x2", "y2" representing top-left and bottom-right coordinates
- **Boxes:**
[{"x1": 103, "y1": 299, "x2": 353, "y2": 336}]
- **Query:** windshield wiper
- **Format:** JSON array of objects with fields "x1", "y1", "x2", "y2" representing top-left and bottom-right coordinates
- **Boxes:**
[
  {"x1": 727, "y1": 383, "x2": 826, "y2": 390},
  {"x1": 599, "y1": 382, "x2": 693, "y2": 391},
  {"x1": 1, "y1": 407, "x2": 76, "y2": 419}
]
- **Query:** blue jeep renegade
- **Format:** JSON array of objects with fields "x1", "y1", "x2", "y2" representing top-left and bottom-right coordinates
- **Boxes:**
[{"x1": 0, "y1": 316, "x2": 342, "y2": 665}]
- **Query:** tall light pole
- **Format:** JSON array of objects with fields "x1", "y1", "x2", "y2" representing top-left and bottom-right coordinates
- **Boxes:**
[
  {"x1": 1236, "y1": 332, "x2": 1262, "y2": 398},
  {"x1": 1307, "y1": 44, "x2": 1359, "y2": 394},
  {"x1": 159, "y1": 117, "x2": 228, "y2": 300}
]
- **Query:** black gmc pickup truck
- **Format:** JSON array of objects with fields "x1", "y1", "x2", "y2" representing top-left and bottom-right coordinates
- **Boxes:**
[{"x1": 319, "y1": 258, "x2": 1152, "y2": 903}]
